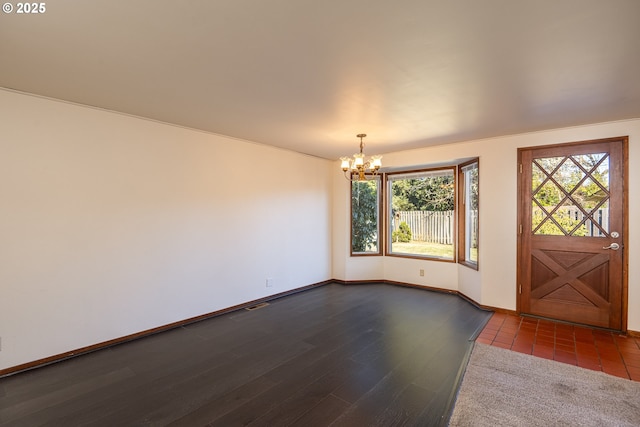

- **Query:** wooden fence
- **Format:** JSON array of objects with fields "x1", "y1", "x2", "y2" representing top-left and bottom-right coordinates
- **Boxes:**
[
  {"x1": 394, "y1": 206, "x2": 608, "y2": 245},
  {"x1": 393, "y1": 210, "x2": 456, "y2": 244},
  {"x1": 532, "y1": 206, "x2": 609, "y2": 237}
]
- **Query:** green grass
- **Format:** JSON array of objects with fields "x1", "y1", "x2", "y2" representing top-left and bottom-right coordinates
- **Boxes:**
[
  {"x1": 391, "y1": 241, "x2": 454, "y2": 259},
  {"x1": 470, "y1": 247, "x2": 478, "y2": 262}
]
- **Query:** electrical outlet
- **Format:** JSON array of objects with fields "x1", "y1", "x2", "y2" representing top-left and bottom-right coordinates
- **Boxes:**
[
  {"x1": 266, "y1": 278, "x2": 274, "y2": 288},
  {"x1": 419, "y1": 269, "x2": 424, "y2": 277}
]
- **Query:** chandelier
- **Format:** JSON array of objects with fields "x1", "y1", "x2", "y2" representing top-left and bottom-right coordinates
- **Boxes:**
[{"x1": 340, "y1": 134, "x2": 382, "y2": 181}]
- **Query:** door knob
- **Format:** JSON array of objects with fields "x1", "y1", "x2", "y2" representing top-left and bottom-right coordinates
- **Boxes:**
[{"x1": 603, "y1": 243, "x2": 620, "y2": 250}]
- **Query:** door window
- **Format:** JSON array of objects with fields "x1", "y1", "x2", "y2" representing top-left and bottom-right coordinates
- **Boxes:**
[{"x1": 531, "y1": 153, "x2": 610, "y2": 237}]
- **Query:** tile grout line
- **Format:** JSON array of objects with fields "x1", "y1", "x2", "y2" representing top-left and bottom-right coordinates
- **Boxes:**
[
  {"x1": 612, "y1": 333, "x2": 632, "y2": 379},
  {"x1": 480, "y1": 313, "x2": 636, "y2": 382}
]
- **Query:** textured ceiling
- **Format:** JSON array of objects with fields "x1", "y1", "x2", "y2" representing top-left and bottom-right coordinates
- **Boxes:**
[{"x1": 1, "y1": 0, "x2": 639, "y2": 159}]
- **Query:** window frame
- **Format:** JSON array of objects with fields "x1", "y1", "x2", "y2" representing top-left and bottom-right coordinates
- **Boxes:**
[
  {"x1": 384, "y1": 167, "x2": 457, "y2": 262},
  {"x1": 457, "y1": 159, "x2": 479, "y2": 270},
  {"x1": 350, "y1": 176, "x2": 383, "y2": 256}
]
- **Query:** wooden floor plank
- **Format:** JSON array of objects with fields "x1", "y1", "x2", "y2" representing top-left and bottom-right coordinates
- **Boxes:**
[
  {"x1": 0, "y1": 283, "x2": 491, "y2": 426},
  {"x1": 288, "y1": 394, "x2": 351, "y2": 427},
  {"x1": 247, "y1": 358, "x2": 362, "y2": 427},
  {"x1": 373, "y1": 383, "x2": 438, "y2": 427},
  {"x1": 166, "y1": 375, "x2": 278, "y2": 427}
]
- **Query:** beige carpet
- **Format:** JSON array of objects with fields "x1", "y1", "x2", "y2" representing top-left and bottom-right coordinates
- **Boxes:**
[{"x1": 449, "y1": 343, "x2": 640, "y2": 426}]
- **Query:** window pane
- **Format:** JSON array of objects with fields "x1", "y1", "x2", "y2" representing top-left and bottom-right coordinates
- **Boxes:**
[
  {"x1": 531, "y1": 153, "x2": 609, "y2": 237},
  {"x1": 351, "y1": 179, "x2": 380, "y2": 254},
  {"x1": 388, "y1": 169, "x2": 455, "y2": 259},
  {"x1": 463, "y1": 163, "x2": 478, "y2": 263}
]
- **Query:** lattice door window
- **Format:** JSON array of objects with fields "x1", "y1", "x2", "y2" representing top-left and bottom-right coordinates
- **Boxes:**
[{"x1": 531, "y1": 153, "x2": 610, "y2": 237}]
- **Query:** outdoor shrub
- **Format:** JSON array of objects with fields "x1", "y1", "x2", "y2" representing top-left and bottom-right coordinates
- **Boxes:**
[{"x1": 392, "y1": 221, "x2": 412, "y2": 243}]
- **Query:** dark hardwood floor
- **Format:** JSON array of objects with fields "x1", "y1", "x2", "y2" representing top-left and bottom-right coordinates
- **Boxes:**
[{"x1": 0, "y1": 283, "x2": 491, "y2": 427}]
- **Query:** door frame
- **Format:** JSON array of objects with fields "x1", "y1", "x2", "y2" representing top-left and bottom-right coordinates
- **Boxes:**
[{"x1": 516, "y1": 136, "x2": 629, "y2": 331}]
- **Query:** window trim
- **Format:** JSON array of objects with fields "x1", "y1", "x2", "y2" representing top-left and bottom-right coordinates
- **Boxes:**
[
  {"x1": 457, "y1": 159, "x2": 479, "y2": 270},
  {"x1": 384, "y1": 166, "x2": 457, "y2": 262}
]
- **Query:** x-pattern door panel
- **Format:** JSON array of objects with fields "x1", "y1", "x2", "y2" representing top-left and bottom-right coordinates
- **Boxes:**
[{"x1": 518, "y1": 138, "x2": 626, "y2": 330}]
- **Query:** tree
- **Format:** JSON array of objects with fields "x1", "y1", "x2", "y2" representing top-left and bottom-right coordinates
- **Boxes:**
[
  {"x1": 467, "y1": 166, "x2": 479, "y2": 211},
  {"x1": 531, "y1": 154, "x2": 609, "y2": 236},
  {"x1": 351, "y1": 180, "x2": 379, "y2": 252},
  {"x1": 391, "y1": 175, "x2": 454, "y2": 212}
]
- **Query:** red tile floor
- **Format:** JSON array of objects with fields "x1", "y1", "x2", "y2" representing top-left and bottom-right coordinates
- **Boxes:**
[{"x1": 477, "y1": 312, "x2": 640, "y2": 381}]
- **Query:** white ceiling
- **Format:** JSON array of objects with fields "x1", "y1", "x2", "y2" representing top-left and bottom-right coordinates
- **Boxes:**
[{"x1": 1, "y1": 0, "x2": 639, "y2": 160}]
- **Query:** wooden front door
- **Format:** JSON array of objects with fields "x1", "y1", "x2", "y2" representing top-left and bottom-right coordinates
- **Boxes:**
[{"x1": 518, "y1": 137, "x2": 627, "y2": 330}]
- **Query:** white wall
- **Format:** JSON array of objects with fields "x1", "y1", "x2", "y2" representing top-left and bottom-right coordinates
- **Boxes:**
[
  {"x1": 333, "y1": 119, "x2": 640, "y2": 331},
  {"x1": 2, "y1": 87, "x2": 638, "y2": 372},
  {"x1": 0, "y1": 90, "x2": 333, "y2": 371}
]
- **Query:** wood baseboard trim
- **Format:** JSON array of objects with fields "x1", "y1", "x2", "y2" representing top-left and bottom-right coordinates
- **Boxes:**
[
  {"x1": 362, "y1": 283, "x2": 640, "y2": 336},
  {"x1": 385, "y1": 280, "x2": 460, "y2": 296},
  {"x1": 0, "y1": 280, "x2": 332, "y2": 378},
  {"x1": 338, "y1": 279, "x2": 504, "y2": 314},
  {"x1": 5, "y1": 278, "x2": 631, "y2": 378},
  {"x1": 336, "y1": 278, "x2": 457, "y2": 294},
  {"x1": 480, "y1": 306, "x2": 518, "y2": 316},
  {"x1": 332, "y1": 279, "x2": 386, "y2": 285}
]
